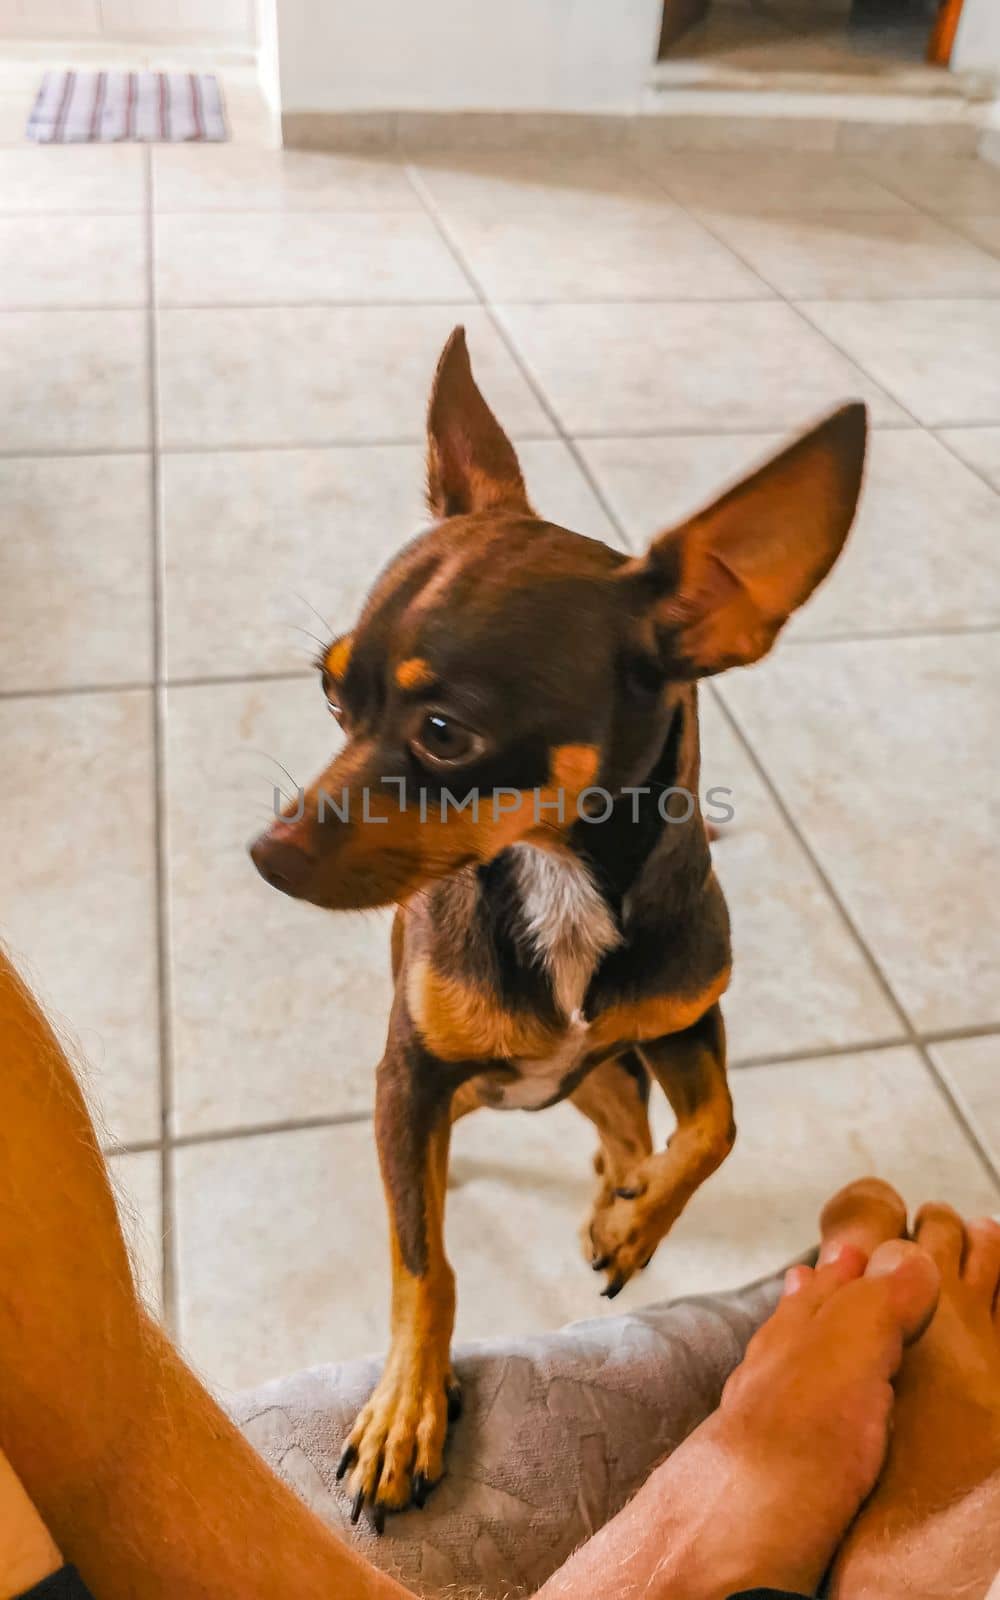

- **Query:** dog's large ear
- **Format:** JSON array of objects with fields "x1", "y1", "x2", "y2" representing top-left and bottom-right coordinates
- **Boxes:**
[
  {"x1": 621, "y1": 404, "x2": 867, "y2": 678},
  {"x1": 426, "y1": 326, "x2": 534, "y2": 519}
]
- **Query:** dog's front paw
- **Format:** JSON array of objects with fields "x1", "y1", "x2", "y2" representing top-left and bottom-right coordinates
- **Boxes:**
[
  {"x1": 586, "y1": 1164, "x2": 670, "y2": 1300},
  {"x1": 337, "y1": 1356, "x2": 462, "y2": 1530}
]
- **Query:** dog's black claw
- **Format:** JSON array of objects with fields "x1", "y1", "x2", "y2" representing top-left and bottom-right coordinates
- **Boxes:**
[
  {"x1": 370, "y1": 1504, "x2": 386, "y2": 1537},
  {"x1": 591, "y1": 1253, "x2": 611, "y2": 1272},
  {"x1": 640, "y1": 1255, "x2": 654, "y2": 1271},
  {"x1": 602, "y1": 1273, "x2": 626, "y2": 1300},
  {"x1": 446, "y1": 1380, "x2": 464, "y2": 1423},
  {"x1": 350, "y1": 1487, "x2": 365, "y2": 1526},
  {"x1": 412, "y1": 1472, "x2": 429, "y2": 1509},
  {"x1": 615, "y1": 1186, "x2": 640, "y2": 1200},
  {"x1": 336, "y1": 1444, "x2": 358, "y2": 1482}
]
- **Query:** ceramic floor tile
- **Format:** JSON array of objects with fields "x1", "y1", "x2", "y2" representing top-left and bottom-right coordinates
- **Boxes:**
[
  {"x1": 410, "y1": 149, "x2": 674, "y2": 221},
  {"x1": 937, "y1": 426, "x2": 1000, "y2": 492},
  {"x1": 701, "y1": 210, "x2": 1000, "y2": 299},
  {"x1": 640, "y1": 150, "x2": 913, "y2": 215},
  {"x1": 496, "y1": 301, "x2": 904, "y2": 434},
  {"x1": 801, "y1": 299, "x2": 1000, "y2": 427},
  {"x1": 700, "y1": 695, "x2": 900, "y2": 1060},
  {"x1": 517, "y1": 439, "x2": 619, "y2": 544},
  {"x1": 930, "y1": 1035, "x2": 1000, "y2": 1173},
  {"x1": 0, "y1": 455, "x2": 152, "y2": 692},
  {"x1": 0, "y1": 690, "x2": 159, "y2": 1144},
  {"x1": 0, "y1": 95, "x2": 31, "y2": 143},
  {"x1": 0, "y1": 143, "x2": 145, "y2": 211},
  {"x1": 152, "y1": 146, "x2": 419, "y2": 210},
  {"x1": 952, "y1": 216, "x2": 1000, "y2": 258},
  {"x1": 165, "y1": 678, "x2": 393, "y2": 1134},
  {"x1": 440, "y1": 207, "x2": 771, "y2": 302},
  {"x1": 155, "y1": 211, "x2": 474, "y2": 306},
  {"x1": 637, "y1": 114, "x2": 841, "y2": 157},
  {"x1": 861, "y1": 157, "x2": 1000, "y2": 216},
  {"x1": 719, "y1": 634, "x2": 1000, "y2": 1034},
  {"x1": 157, "y1": 304, "x2": 554, "y2": 450},
  {"x1": 172, "y1": 1046, "x2": 997, "y2": 1391},
  {"x1": 162, "y1": 438, "x2": 617, "y2": 679},
  {"x1": 0, "y1": 213, "x2": 147, "y2": 308},
  {"x1": 579, "y1": 427, "x2": 1000, "y2": 636},
  {"x1": 110, "y1": 1149, "x2": 164, "y2": 1316},
  {"x1": 0, "y1": 309, "x2": 149, "y2": 451}
]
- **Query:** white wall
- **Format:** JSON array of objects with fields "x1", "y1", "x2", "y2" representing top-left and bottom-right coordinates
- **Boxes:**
[
  {"x1": 275, "y1": 0, "x2": 664, "y2": 114},
  {"x1": 0, "y1": 0, "x2": 256, "y2": 48},
  {"x1": 256, "y1": 0, "x2": 279, "y2": 112},
  {"x1": 953, "y1": 0, "x2": 1000, "y2": 71}
]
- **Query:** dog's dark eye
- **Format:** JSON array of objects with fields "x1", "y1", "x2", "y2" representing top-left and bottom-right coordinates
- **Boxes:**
[
  {"x1": 320, "y1": 670, "x2": 343, "y2": 722},
  {"x1": 411, "y1": 712, "x2": 485, "y2": 770}
]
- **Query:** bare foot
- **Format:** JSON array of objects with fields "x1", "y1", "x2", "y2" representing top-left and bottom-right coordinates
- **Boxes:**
[
  {"x1": 830, "y1": 1203, "x2": 1000, "y2": 1600},
  {"x1": 538, "y1": 1177, "x2": 938, "y2": 1600}
]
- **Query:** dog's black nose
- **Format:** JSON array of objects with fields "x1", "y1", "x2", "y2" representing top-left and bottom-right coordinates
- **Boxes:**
[{"x1": 249, "y1": 831, "x2": 315, "y2": 899}]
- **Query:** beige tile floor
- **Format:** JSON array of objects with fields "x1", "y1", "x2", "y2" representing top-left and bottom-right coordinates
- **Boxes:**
[{"x1": 0, "y1": 78, "x2": 998, "y2": 1394}]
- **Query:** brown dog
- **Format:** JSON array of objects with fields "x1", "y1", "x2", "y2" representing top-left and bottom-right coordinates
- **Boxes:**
[{"x1": 250, "y1": 327, "x2": 867, "y2": 1528}]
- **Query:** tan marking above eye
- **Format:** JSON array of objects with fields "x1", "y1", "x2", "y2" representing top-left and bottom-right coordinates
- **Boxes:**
[
  {"x1": 395, "y1": 656, "x2": 435, "y2": 692},
  {"x1": 549, "y1": 743, "x2": 600, "y2": 795},
  {"x1": 325, "y1": 636, "x2": 353, "y2": 681}
]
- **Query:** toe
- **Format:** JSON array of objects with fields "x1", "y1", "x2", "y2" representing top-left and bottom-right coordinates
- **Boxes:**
[
  {"x1": 818, "y1": 1177, "x2": 907, "y2": 1265},
  {"x1": 913, "y1": 1201, "x2": 966, "y2": 1279},
  {"x1": 963, "y1": 1217, "x2": 1000, "y2": 1308},
  {"x1": 780, "y1": 1245, "x2": 868, "y2": 1311},
  {"x1": 865, "y1": 1238, "x2": 941, "y2": 1344}
]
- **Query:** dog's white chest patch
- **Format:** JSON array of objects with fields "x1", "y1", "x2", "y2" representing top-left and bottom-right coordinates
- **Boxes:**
[
  {"x1": 507, "y1": 843, "x2": 621, "y2": 1018},
  {"x1": 483, "y1": 845, "x2": 621, "y2": 1111}
]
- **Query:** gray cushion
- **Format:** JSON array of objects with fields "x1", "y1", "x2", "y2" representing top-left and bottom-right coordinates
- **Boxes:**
[{"x1": 230, "y1": 1266, "x2": 795, "y2": 1598}]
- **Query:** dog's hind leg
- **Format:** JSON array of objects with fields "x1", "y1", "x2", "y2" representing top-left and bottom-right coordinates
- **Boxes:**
[
  {"x1": 571, "y1": 1052, "x2": 654, "y2": 1270},
  {"x1": 588, "y1": 1005, "x2": 735, "y2": 1299}
]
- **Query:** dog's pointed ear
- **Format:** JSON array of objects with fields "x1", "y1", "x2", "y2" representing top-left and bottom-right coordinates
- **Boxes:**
[
  {"x1": 621, "y1": 403, "x2": 867, "y2": 678},
  {"x1": 426, "y1": 326, "x2": 534, "y2": 519}
]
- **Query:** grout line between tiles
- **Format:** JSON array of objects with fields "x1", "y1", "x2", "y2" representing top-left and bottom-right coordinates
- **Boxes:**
[
  {"x1": 644, "y1": 168, "x2": 924, "y2": 427},
  {"x1": 404, "y1": 162, "x2": 641, "y2": 544},
  {"x1": 167, "y1": 666, "x2": 316, "y2": 690},
  {"x1": 157, "y1": 297, "x2": 480, "y2": 311},
  {"x1": 784, "y1": 621, "x2": 1000, "y2": 645},
  {"x1": 0, "y1": 421, "x2": 927, "y2": 465},
  {"x1": 709, "y1": 684, "x2": 1000, "y2": 1192},
  {"x1": 791, "y1": 297, "x2": 928, "y2": 428},
  {"x1": 932, "y1": 427, "x2": 1000, "y2": 496},
  {"x1": 106, "y1": 1014, "x2": 1000, "y2": 1154},
  {"x1": 729, "y1": 1035, "x2": 909, "y2": 1071},
  {"x1": 174, "y1": 1108, "x2": 375, "y2": 1150},
  {"x1": 620, "y1": 151, "x2": 945, "y2": 429},
  {"x1": 143, "y1": 146, "x2": 178, "y2": 1332},
  {"x1": 102, "y1": 1024, "x2": 999, "y2": 1158},
  {"x1": 921, "y1": 1021, "x2": 1000, "y2": 1047},
  {"x1": 0, "y1": 668, "x2": 317, "y2": 705}
]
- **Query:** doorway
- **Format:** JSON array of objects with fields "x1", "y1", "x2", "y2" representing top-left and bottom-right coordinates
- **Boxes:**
[{"x1": 657, "y1": 0, "x2": 956, "y2": 75}]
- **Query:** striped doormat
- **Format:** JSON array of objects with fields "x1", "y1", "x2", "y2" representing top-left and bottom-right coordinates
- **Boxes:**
[{"x1": 28, "y1": 70, "x2": 228, "y2": 143}]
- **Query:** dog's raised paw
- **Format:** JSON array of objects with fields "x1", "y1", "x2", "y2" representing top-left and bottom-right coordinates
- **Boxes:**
[{"x1": 586, "y1": 1179, "x2": 671, "y2": 1298}]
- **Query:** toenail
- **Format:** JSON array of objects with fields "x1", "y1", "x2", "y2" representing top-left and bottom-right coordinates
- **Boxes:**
[{"x1": 783, "y1": 1264, "x2": 812, "y2": 1296}]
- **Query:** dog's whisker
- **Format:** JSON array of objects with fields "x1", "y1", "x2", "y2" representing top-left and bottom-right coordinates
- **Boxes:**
[
  {"x1": 292, "y1": 591, "x2": 335, "y2": 640},
  {"x1": 290, "y1": 623, "x2": 328, "y2": 654},
  {"x1": 245, "y1": 748, "x2": 302, "y2": 796}
]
